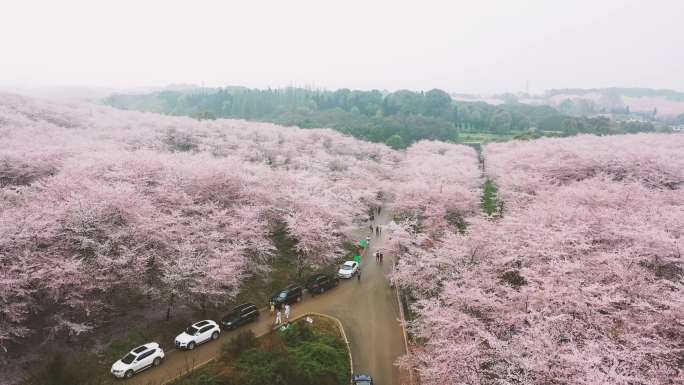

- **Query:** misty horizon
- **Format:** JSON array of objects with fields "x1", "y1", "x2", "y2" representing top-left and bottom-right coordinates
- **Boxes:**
[{"x1": 1, "y1": 0, "x2": 683, "y2": 94}]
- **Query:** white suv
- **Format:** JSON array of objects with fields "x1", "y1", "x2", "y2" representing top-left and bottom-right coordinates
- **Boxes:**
[
  {"x1": 175, "y1": 320, "x2": 221, "y2": 350},
  {"x1": 110, "y1": 342, "x2": 165, "y2": 378}
]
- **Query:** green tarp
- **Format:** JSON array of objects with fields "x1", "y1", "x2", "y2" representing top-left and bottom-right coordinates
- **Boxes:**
[{"x1": 353, "y1": 255, "x2": 362, "y2": 264}]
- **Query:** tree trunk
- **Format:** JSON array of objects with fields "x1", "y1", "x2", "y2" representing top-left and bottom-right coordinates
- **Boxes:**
[{"x1": 166, "y1": 293, "x2": 175, "y2": 321}]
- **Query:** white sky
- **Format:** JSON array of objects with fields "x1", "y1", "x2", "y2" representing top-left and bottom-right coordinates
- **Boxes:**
[{"x1": 1, "y1": 0, "x2": 682, "y2": 94}]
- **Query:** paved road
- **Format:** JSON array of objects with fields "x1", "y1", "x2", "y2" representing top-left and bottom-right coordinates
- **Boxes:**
[{"x1": 118, "y1": 209, "x2": 405, "y2": 385}]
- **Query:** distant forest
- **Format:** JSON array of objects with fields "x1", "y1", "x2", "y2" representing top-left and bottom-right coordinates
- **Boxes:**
[{"x1": 104, "y1": 87, "x2": 660, "y2": 148}]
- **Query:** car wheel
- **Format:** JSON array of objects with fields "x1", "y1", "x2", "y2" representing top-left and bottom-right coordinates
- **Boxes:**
[
  {"x1": 211, "y1": 331, "x2": 219, "y2": 340},
  {"x1": 125, "y1": 370, "x2": 134, "y2": 379},
  {"x1": 153, "y1": 357, "x2": 161, "y2": 367},
  {"x1": 188, "y1": 341, "x2": 196, "y2": 350}
]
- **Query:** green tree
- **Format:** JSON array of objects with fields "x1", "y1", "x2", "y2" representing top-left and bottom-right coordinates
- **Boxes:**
[
  {"x1": 489, "y1": 111, "x2": 512, "y2": 133},
  {"x1": 424, "y1": 89, "x2": 452, "y2": 118},
  {"x1": 481, "y1": 179, "x2": 502, "y2": 217},
  {"x1": 384, "y1": 134, "x2": 405, "y2": 149},
  {"x1": 676, "y1": 112, "x2": 684, "y2": 124}
]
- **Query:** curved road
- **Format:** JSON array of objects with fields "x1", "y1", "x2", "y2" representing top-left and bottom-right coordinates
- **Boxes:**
[{"x1": 118, "y1": 209, "x2": 405, "y2": 385}]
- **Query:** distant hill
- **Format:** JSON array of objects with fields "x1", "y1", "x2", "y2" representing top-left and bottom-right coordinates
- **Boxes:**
[
  {"x1": 545, "y1": 87, "x2": 684, "y2": 101},
  {"x1": 537, "y1": 87, "x2": 684, "y2": 118}
]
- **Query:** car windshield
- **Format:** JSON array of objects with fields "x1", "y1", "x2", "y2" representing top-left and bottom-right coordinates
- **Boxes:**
[
  {"x1": 355, "y1": 381, "x2": 372, "y2": 385},
  {"x1": 278, "y1": 291, "x2": 288, "y2": 299},
  {"x1": 342, "y1": 265, "x2": 353, "y2": 270},
  {"x1": 185, "y1": 326, "x2": 199, "y2": 335},
  {"x1": 121, "y1": 353, "x2": 136, "y2": 364}
]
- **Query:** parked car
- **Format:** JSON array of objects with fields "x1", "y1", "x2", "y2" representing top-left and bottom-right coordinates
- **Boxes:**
[
  {"x1": 221, "y1": 303, "x2": 260, "y2": 330},
  {"x1": 110, "y1": 342, "x2": 165, "y2": 379},
  {"x1": 337, "y1": 261, "x2": 359, "y2": 279},
  {"x1": 353, "y1": 374, "x2": 374, "y2": 385},
  {"x1": 306, "y1": 273, "x2": 339, "y2": 294},
  {"x1": 174, "y1": 320, "x2": 221, "y2": 350},
  {"x1": 270, "y1": 284, "x2": 303, "y2": 308}
]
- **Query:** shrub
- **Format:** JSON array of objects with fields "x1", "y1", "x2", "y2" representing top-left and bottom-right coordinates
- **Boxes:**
[
  {"x1": 232, "y1": 347, "x2": 297, "y2": 385},
  {"x1": 163, "y1": 128, "x2": 198, "y2": 152},
  {"x1": 499, "y1": 270, "x2": 527, "y2": 289},
  {"x1": 220, "y1": 330, "x2": 257, "y2": 361}
]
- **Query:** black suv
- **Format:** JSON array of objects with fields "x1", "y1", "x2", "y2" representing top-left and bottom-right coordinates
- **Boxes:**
[
  {"x1": 270, "y1": 285, "x2": 303, "y2": 308},
  {"x1": 220, "y1": 303, "x2": 260, "y2": 330},
  {"x1": 306, "y1": 273, "x2": 339, "y2": 294}
]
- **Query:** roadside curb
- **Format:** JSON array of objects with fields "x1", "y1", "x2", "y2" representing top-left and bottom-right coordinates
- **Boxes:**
[{"x1": 394, "y1": 286, "x2": 416, "y2": 385}]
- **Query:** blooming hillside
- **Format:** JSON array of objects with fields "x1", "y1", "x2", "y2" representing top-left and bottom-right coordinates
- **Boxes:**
[
  {"x1": 0, "y1": 93, "x2": 398, "y2": 354},
  {"x1": 389, "y1": 140, "x2": 481, "y2": 233},
  {"x1": 484, "y1": 134, "x2": 684, "y2": 207},
  {"x1": 390, "y1": 134, "x2": 683, "y2": 384}
]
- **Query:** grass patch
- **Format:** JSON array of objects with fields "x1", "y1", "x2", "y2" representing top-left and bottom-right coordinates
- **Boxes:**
[
  {"x1": 20, "y1": 351, "x2": 109, "y2": 385},
  {"x1": 173, "y1": 316, "x2": 350, "y2": 385},
  {"x1": 458, "y1": 131, "x2": 521, "y2": 144},
  {"x1": 458, "y1": 130, "x2": 568, "y2": 144},
  {"x1": 172, "y1": 361, "x2": 228, "y2": 385}
]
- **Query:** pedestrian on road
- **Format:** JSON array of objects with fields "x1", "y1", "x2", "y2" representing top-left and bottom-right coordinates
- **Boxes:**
[
  {"x1": 357, "y1": 268, "x2": 361, "y2": 281},
  {"x1": 375, "y1": 226, "x2": 380, "y2": 236},
  {"x1": 370, "y1": 213, "x2": 375, "y2": 221},
  {"x1": 369, "y1": 224, "x2": 373, "y2": 232},
  {"x1": 380, "y1": 251, "x2": 384, "y2": 263},
  {"x1": 270, "y1": 302, "x2": 275, "y2": 314},
  {"x1": 365, "y1": 236, "x2": 371, "y2": 247},
  {"x1": 284, "y1": 304, "x2": 291, "y2": 321},
  {"x1": 275, "y1": 309, "x2": 282, "y2": 325}
]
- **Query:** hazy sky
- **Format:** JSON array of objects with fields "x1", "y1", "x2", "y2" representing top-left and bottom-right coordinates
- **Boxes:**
[{"x1": 1, "y1": 0, "x2": 682, "y2": 94}]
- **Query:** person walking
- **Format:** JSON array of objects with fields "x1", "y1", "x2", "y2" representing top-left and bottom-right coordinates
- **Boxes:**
[
  {"x1": 357, "y1": 268, "x2": 361, "y2": 281},
  {"x1": 375, "y1": 226, "x2": 380, "y2": 236},
  {"x1": 284, "y1": 304, "x2": 291, "y2": 321},
  {"x1": 275, "y1": 309, "x2": 282, "y2": 325},
  {"x1": 379, "y1": 251, "x2": 384, "y2": 263},
  {"x1": 365, "y1": 236, "x2": 371, "y2": 248},
  {"x1": 369, "y1": 224, "x2": 373, "y2": 232}
]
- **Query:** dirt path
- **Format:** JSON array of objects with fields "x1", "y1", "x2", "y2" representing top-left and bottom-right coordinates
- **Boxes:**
[{"x1": 119, "y1": 208, "x2": 405, "y2": 385}]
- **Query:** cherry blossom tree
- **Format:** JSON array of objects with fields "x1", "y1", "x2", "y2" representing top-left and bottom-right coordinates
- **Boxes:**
[
  {"x1": 389, "y1": 134, "x2": 683, "y2": 385},
  {"x1": 388, "y1": 140, "x2": 481, "y2": 235},
  {"x1": 0, "y1": 93, "x2": 395, "y2": 371}
]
